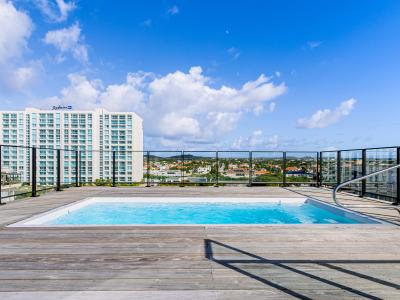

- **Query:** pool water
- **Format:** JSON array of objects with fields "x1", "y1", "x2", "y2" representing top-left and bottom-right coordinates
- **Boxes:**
[{"x1": 47, "y1": 201, "x2": 364, "y2": 225}]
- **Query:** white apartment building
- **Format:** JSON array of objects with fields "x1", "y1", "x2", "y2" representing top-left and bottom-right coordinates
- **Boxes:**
[{"x1": 0, "y1": 108, "x2": 143, "y2": 185}]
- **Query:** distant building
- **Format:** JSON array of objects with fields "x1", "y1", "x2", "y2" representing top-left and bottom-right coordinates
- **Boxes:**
[
  {"x1": 196, "y1": 166, "x2": 211, "y2": 174},
  {"x1": 254, "y1": 169, "x2": 270, "y2": 176},
  {"x1": 285, "y1": 166, "x2": 301, "y2": 172},
  {"x1": 0, "y1": 107, "x2": 143, "y2": 185},
  {"x1": 226, "y1": 168, "x2": 249, "y2": 178}
]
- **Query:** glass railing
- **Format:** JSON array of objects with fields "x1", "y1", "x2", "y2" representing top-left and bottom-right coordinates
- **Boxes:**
[
  {"x1": 321, "y1": 146, "x2": 398, "y2": 202},
  {"x1": 147, "y1": 151, "x2": 182, "y2": 185},
  {"x1": 217, "y1": 151, "x2": 250, "y2": 184},
  {"x1": 1, "y1": 145, "x2": 399, "y2": 204},
  {"x1": 285, "y1": 151, "x2": 318, "y2": 184},
  {"x1": 339, "y1": 150, "x2": 362, "y2": 194},
  {"x1": 0, "y1": 145, "x2": 32, "y2": 202},
  {"x1": 36, "y1": 147, "x2": 57, "y2": 193},
  {"x1": 321, "y1": 151, "x2": 337, "y2": 187},
  {"x1": 365, "y1": 147, "x2": 397, "y2": 200},
  {"x1": 183, "y1": 151, "x2": 217, "y2": 185},
  {"x1": 251, "y1": 152, "x2": 283, "y2": 185}
]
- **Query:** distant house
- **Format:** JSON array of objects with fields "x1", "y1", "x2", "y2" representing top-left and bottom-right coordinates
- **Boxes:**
[
  {"x1": 226, "y1": 168, "x2": 249, "y2": 178},
  {"x1": 254, "y1": 169, "x2": 271, "y2": 176},
  {"x1": 196, "y1": 166, "x2": 211, "y2": 174},
  {"x1": 286, "y1": 170, "x2": 312, "y2": 178},
  {"x1": 285, "y1": 166, "x2": 301, "y2": 172}
]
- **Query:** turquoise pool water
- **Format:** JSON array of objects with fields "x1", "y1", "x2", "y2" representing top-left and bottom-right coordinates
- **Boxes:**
[{"x1": 47, "y1": 201, "x2": 364, "y2": 225}]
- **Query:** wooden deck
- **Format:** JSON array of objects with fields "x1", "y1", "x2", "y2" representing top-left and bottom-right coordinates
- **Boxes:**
[{"x1": 0, "y1": 186, "x2": 399, "y2": 299}]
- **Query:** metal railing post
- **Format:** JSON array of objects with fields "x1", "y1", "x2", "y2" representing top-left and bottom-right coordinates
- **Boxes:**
[
  {"x1": 31, "y1": 147, "x2": 37, "y2": 197},
  {"x1": 75, "y1": 151, "x2": 79, "y2": 187},
  {"x1": 248, "y1": 151, "x2": 253, "y2": 187},
  {"x1": 146, "y1": 151, "x2": 150, "y2": 187},
  {"x1": 317, "y1": 152, "x2": 322, "y2": 187},
  {"x1": 79, "y1": 151, "x2": 82, "y2": 186},
  {"x1": 214, "y1": 151, "x2": 219, "y2": 187},
  {"x1": 112, "y1": 151, "x2": 116, "y2": 187},
  {"x1": 396, "y1": 147, "x2": 400, "y2": 205},
  {"x1": 180, "y1": 151, "x2": 185, "y2": 187},
  {"x1": 282, "y1": 152, "x2": 287, "y2": 187},
  {"x1": 337, "y1": 150, "x2": 341, "y2": 186},
  {"x1": 56, "y1": 149, "x2": 61, "y2": 191},
  {"x1": 361, "y1": 149, "x2": 367, "y2": 197}
]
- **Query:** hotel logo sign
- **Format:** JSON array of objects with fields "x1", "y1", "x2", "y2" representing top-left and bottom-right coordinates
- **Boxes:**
[{"x1": 52, "y1": 105, "x2": 72, "y2": 110}]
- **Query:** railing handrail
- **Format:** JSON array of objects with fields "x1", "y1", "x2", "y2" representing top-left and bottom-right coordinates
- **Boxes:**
[
  {"x1": 0, "y1": 144, "x2": 320, "y2": 153},
  {"x1": 333, "y1": 164, "x2": 400, "y2": 207}
]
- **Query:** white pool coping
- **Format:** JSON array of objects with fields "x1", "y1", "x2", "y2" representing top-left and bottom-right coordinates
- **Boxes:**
[{"x1": 8, "y1": 196, "x2": 386, "y2": 227}]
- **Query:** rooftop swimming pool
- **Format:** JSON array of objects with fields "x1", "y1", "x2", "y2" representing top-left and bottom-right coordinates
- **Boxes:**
[{"x1": 10, "y1": 197, "x2": 382, "y2": 226}]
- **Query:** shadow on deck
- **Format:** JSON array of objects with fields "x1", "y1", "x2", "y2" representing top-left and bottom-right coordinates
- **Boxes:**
[{"x1": 204, "y1": 239, "x2": 400, "y2": 300}]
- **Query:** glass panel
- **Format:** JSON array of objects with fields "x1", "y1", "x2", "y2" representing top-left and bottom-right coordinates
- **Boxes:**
[
  {"x1": 148, "y1": 151, "x2": 182, "y2": 184},
  {"x1": 0, "y1": 146, "x2": 32, "y2": 201},
  {"x1": 132, "y1": 151, "x2": 144, "y2": 184},
  {"x1": 366, "y1": 148, "x2": 397, "y2": 200},
  {"x1": 99, "y1": 150, "x2": 112, "y2": 185},
  {"x1": 62, "y1": 149, "x2": 79, "y2": 187},
  {"x1": 340, "y1": 150, "x2": 362, "y2": 194},
  {"x1": 37, "y1": 147, "x2": 56, "y2": 192},
  {"x1": 115, "y1": 151, "x2": 144, "y2": 185},
  {"x1": 252, "y1": 152, "x2": 283, "y2": 184},
  {"x1": 78, "y1": 149, "x2": 94, "y2": 185},
  {"x1": 285, "y1": 152, "x2": 318, "y2": 184},
  {"x1": 183, "y1": 151, "x2": 217, "y2": 184},
  {"x1": 218, "y1": 152, "x2": 250, "y2": 184},
  {"x1": 321, "y1": 151, "x2": 337, "y2": 187}
]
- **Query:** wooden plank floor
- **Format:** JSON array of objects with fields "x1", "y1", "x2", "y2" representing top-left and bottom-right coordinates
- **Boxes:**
[{"x1": 0, "y1": 187, "x2": 399, "y2": 299}]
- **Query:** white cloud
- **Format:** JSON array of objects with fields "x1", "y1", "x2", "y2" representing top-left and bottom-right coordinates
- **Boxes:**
[
  {"x1": 35, "y1": 0, "x2": 75, "y2": 22},
  {"x1": 268, "y1": 102, "x2": 276, "y2": 112},
  {"x1": 322, "y1": 146, "x2": 337, "y2": 151},
  {"x1": 16, "y1": 66, "x2": 34, "y2": 79},
  {"x1": 37, "y1": 67, "x2": 287, "y2": 145},
  {"x1": 141, "y1": 19, "x2": 152, "y2": 27},
  {"x1": 253, "y1": 104, "x2": 263, "y2": 116},
  {"x1": 232, "y1": 130, "x2": 280, "y2": 150},
  {"x1": 99, "y1": 73, "x2": 148, "y2": 112},
  {"x1": 144, "y1": 67, "x2": 286, "y2": 140},
  {"x1": 253, "y1": 101, "x2": 275, "y2": 116},
  {"x1": 56, "y1": 0, "x2": 75, "y2": 20},
  {"x1": 206, "y1": 112, "x2": 242, "y2": 135},
  {"x1": 43, "y1": 23, "x2": 88, "y2": 63},
  {"x1": 297, "y1": 98, "x2": 357, "y2": 129},
  {"x1": 166, "y1": 5, "x2": 179, "y2": 16},
  {"x1": 307, "y1": 41, "x2": 322, "y2": 49},
  {"x1": 0, "y1": 61, "x2": 42, "y2": 92},
  {"x1": 0, "y1": 1, "x2": 39, "y2": 93},
  {"x1": 227, "y1": 47, "x2": 240, "y2": 60},
  {"x1": 56, "y1": 73, "x2": 100, "y2": 109},
  {"x1": 159, "y1": 113, "x2": 201, "y2": 138},
  {"x1": 0, "y1": 0, "x2": 33, "y2": 64},
  {"x1": 14, "y1": 67, "x2": 34, "y2": 85}
]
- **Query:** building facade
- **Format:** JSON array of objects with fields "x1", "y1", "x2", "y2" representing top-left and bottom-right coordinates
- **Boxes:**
[{"x1": 0, "y1": 108, "x2": 143, "y2": 185}]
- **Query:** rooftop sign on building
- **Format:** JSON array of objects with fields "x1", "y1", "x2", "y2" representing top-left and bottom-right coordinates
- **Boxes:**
[{"x1": 51, "y1": 105, "x2": 72, "y2": 110}]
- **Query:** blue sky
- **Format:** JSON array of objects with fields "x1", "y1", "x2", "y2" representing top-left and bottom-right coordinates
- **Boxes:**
[{"x1": 1, "y1": 0, "x2": 400, "y2": 150}]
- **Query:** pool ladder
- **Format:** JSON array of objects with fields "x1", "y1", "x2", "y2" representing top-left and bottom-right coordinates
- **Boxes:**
[{"x1": 332, "y1": 164, "x2": 400, "y2": 215}]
